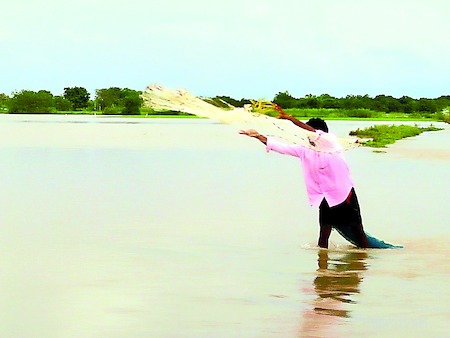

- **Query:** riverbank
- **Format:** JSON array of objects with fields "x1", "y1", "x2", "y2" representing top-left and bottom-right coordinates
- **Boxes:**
[{"x1": 349, "y1": 124, "x2": 443, "y2": 147}]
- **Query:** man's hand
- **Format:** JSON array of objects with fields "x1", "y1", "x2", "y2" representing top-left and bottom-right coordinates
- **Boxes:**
[
  {"x1": 239, "y1": 129, "x2": 260, "y2": 137},
  {"x1": 273, "y1": 104, "x2": 292, "y2": 120},
  {"x1": 273, "y1": 104, "x2": 316, "y2": 132},
  {"x1": 239, "y1": 129, "x2": 267, "y2": 144}
]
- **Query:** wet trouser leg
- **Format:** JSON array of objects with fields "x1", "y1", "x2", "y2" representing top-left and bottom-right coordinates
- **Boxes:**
[
  {"x1": 318, "y1": 189, "x2": 369, "y2": 249},
  {"x1": 318, "y1": 223, "x2": 332, "y2": 248}
]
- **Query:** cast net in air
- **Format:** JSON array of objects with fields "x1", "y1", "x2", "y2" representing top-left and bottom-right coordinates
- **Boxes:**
[{"x1": 141, "y1": 84, "x2": 359, "y2": 153}]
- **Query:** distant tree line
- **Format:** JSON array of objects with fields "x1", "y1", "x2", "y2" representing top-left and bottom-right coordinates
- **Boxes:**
[
  {"x1": 1, "y1": 86, "x2": 449, "y2": 118},
  {"x1": 1, "y1": 86, "x2": 142, "y2": 115},
  {"x1": 271, "y1": 91, "x2": 450, "y2": 114}
]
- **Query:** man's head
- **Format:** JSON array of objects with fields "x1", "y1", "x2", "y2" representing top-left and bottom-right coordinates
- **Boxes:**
[{"x1": 306, "y1": 118, "x2": 328, "y2": 133}]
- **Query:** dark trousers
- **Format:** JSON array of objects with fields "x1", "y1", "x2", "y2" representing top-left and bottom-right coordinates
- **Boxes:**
[{"x1": 318, "y1": 188, "x2": 369, "y2": 248}]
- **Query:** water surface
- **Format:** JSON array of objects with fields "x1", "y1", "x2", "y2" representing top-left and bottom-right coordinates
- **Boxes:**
[{"x1": 0, "y1": 115, "x2": 448, "y2": 337}]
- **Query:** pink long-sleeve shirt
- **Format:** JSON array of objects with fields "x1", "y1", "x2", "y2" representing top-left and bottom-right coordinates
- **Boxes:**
[{"x1": 265, "y1": 132, "x2": 354, "y2": 207}]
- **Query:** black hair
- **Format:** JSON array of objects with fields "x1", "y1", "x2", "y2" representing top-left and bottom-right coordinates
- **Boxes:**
[{"x1": 306, "y1": 118, "x2": 328, "y2": 133}]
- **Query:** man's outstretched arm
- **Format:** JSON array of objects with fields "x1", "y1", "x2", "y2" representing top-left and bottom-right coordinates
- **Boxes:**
[
  {"x1": 273, "y1": 104, "x2": 316, "y2": 132},
  {"x1": 240, "y1": 129, "x2": 303, "y2": 157},
  {"x1": 239, "y1": 129, "x2": 267, "y2": 144}
]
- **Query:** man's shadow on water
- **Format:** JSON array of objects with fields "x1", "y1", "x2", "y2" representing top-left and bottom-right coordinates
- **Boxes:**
[{"x1": 312, "y1": 249, "x2": 368, "y2": 318}]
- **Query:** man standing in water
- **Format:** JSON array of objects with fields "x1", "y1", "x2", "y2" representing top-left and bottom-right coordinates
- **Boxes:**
[{"x1": 239, "y1": 105, "x2": 369, "y2": 249}]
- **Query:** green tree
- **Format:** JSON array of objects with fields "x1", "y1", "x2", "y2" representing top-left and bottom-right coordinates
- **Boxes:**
[
  {"x1": 54, "y1": 96, "x2": 73, "y2": 111},
  {"x1": 273, "y1": 91, "x2": 297, "y2": 108},
  {"x1": 435, "y1": 95, "x2": 450, "y2": 112},
  {"x1": 8, "y1": 90, "x2": 54, "y2": 113},
  {"x1": 0, "y1": 93, "x2": 9, "y2": 112},
  {"x1": 95, "y1": 87, "x2": 123, "y2": 110},
  {"x1": 352, "y1": 94, "x2": 373, "y2": 109},
  {"x1": 122, "y1": 95, "x2": 143, "y2": 115},
  {"x1": 318, "y1": 94, "x2": 340, "y2": 109},
  {"x1": 398, "y1": 96, "x2": 415, "y2": 114},
  {"x1": 121, "y1": 88, "x2": 143, "y2": 114},
  {"x1": 95, "y1": 87, "x2": 143, "y2": 114},
  {"x1": 342, "y1": 95, "x2": 359, "y2": 109},
  {"x1": 385, "y1": 96, "x2": 401, "y2": 113},
  {"x1": 372, "y1": 95, "x2": 390, "y2": 112},
  {"x1": 416, "y1": 98, "x2": 437, "y2": 113},
  {"x1": 64, "y1": 86, "x2": 90, "y2": 110},
  {"x1": 304, "y1": 94, "x2": 319, "y2": 108}
]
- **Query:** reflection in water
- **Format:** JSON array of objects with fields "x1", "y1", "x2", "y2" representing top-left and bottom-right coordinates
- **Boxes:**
[
  {"x1": 300, "y1": 250, "x2": 368, "y2": 337},
  {"x1": 314, "y1": 250, "x2": 368, "y2": 317}
]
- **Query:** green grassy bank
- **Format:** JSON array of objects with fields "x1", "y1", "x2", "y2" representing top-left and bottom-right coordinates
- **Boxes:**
[{"x1": 349, "y1": 124, "x2": 444, "y2": 148}]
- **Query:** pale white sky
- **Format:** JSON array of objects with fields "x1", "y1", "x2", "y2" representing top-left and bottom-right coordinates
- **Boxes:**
[{"x1": 1, "y1": 0, "x2": 449, "y2": 99}]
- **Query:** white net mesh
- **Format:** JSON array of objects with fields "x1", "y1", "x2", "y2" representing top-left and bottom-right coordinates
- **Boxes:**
[{"x1": 141, "y1": 84, "x2": 359, "y2": 153}]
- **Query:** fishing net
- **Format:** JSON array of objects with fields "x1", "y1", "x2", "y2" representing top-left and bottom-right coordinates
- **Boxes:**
[{"x1": 141, "y1": 84, "x2": 359, "y2": 153}]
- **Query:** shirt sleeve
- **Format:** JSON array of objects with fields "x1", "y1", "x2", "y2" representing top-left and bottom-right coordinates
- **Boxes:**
[{"x1": 266, "y1": 137, "x2": 305, "y2": 158}]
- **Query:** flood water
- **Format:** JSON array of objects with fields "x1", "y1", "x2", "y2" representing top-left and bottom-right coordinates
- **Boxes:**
[{"x1": 0, "y1": 115, "x2": 448, "y2": 337}]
